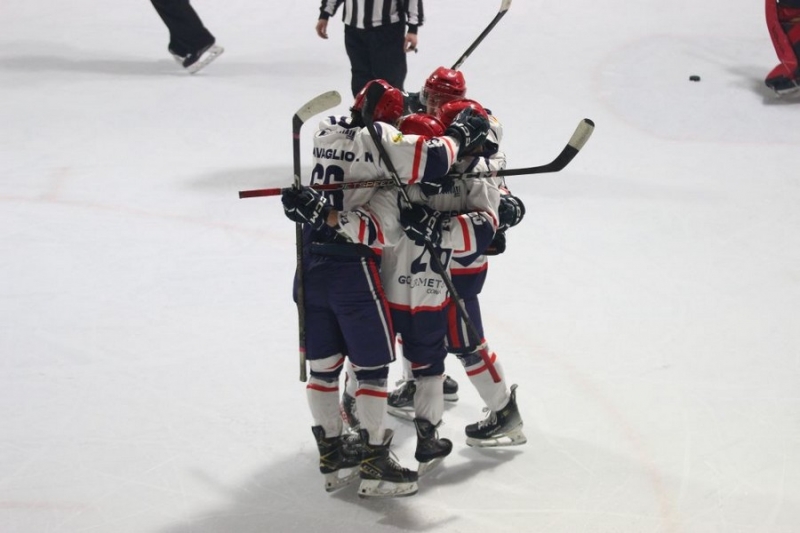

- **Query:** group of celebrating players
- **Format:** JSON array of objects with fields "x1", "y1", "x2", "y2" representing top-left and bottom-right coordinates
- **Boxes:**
[{"x1": 280, "y1": 66, "x2": 527, "y2": 498}]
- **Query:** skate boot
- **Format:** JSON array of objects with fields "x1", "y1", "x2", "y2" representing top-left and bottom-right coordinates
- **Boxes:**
[
  {"x1": 766, "y1": 63, "x2": 800, "y2": 95},
  {"x1": 465, "y1": 384, "x2": 527, "y2": 448},
  {"x1": 413, "y1": 418, "x2": 452, "y2": 476},
  {"x1": 311, "y1": 426, "x2": 361, "y2": 492},
  {"x1": 168, "y1": 47, "x2": 186, "y2": 65},
  {"x1": 387, "y1": 380, "x2": 416, "y2": 421},
  {"x1": 357, "y1": 429, "x2": 418, "y2": 498},
  {"x1": 182, "y1": 40, "x2": 224, "y2": 74},
  {"x1": 388, "y1": 375, "x2": 459, "y2": 421},
  {"x1": 339, "y1": 391, "x2": 360, "y2": 432},
  {"x1": 443, "y1": 374, "x2": 459, "y2": 401}
]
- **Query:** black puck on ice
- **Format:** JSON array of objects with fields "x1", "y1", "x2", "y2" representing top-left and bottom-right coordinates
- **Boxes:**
[{"x1": 689, "y1": 75, "x2": 701, "y2": 82}]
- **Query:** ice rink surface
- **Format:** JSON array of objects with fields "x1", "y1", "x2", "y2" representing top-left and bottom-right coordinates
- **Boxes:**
[{"x1": 1, "y1": 1, "x2": 799, "y2": 532}]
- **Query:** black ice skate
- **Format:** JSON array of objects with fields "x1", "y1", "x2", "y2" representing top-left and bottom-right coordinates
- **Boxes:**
[
  {"x1": 168, "y1": 48, "x2": 185, "y2": 65},
  {"x1": 311, "y1": 426, "x2": 361, "y2": 492},
  {"x1": 465, "y1": 384, "x2": 527, "y2": 448},
  {"x1": 443, "y1": 375, "x2": 459, "y2": 401},
  {"x1": 413, "y1": 418, "x2": 452, "y2": 476},
  {"x1": 339, "y1": 391, "x2": 360, "y2": 432},
  {"x1": 387, "y1": 375, "x2": 459, "y2": 421},
  {"x1": 180, "y1": 41, "x2": 224, "y2": 74},
  {"x1": 357, "y1": 429, "x2": 418, "y2": 498}
]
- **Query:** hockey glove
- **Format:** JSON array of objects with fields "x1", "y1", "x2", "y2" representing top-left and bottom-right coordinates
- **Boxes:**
[
  {"x1": 484, "y1": 230, "x2": 506, "y2": 256},
  {"x1": 498, "y1": 194, "x2": 525, "y2": 231},
  {"x1": 281, "y1": 186, "x2": 332, "y2": 230},
  {"x1": 445, "y1": 108, "x2": 490, "y2": 157},
  {"x1": 400, "y1": 203, "x2": 446, "y2": 247}
]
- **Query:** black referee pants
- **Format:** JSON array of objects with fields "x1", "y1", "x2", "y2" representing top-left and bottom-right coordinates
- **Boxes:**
[
  {"x1": 344, "y1": 21, "x2": 408, "y2": 97},
  {"x1": 150, "y1": 0, "x2": 215, "y2": 56}
]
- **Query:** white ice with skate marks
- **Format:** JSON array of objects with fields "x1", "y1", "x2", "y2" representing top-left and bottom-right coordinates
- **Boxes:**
[
  {"x1": 595, "y1": 34, "x2": 800, "y2": 143},
  {"x1": 3, "y1": 0, "x2": 800, "y2": 531}
]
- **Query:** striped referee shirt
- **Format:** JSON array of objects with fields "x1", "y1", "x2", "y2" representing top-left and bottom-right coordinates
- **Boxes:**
[{"x1": 319, "y1": 0, "x2": 424, "y2": 32}]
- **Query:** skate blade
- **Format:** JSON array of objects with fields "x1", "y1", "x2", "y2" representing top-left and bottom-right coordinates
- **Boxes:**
[
  {"x1": 323, "y1": 468, "x2": 360, "y2": 492},
  {"x1": 417, "y1": 457, "x2": 445, "y2": 477},
  {"x1": 387, "y1": 405, "x2": 415, "y2": 421},
  {"x1": 466, "y1": 426, "x2": 527, "y2": 448},
  {"x1": 187, "y1": 45, "x2": 224, "y2": 74},
  {"x1": 357, "y1": 479, "x2": 419, "y2": 498},
  {"x1": 774, "y1": 86, "x2": 800, "y2": 97}
]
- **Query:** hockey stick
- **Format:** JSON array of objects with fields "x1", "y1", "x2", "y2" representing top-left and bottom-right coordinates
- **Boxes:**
[
  {"x1": 238, "y1": 118, "x2": 594, "y2": 198},
  {"x1": 362, "y1": 82, "x2": 501, "y2": 383},
  {"x1": 239, "y1": 178, "x2": 396, "y2": 198},
  {"x1": 291, "y1": 90, "x2": 342, "y2": 382},
  {"x1": 451, "y1": 0, "x2": 512, "y2": 70}
]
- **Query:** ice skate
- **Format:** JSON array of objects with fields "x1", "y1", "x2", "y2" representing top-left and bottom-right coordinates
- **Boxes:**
[
  {"x1": 168, "y1": 47, "x2": 185, "y2": 65},
  {"x1": 311, "y1": 426, "x2": 361, "y2": 492},
  {"x1": 765, "y1": 64, "x2": 800, "y2": 96},
  {"x1": 339, "y1": 391, "x2": 360, "y2": 432},
  {"x1": 413, "y1": 418, "x2": 452, "y2": 476},
  {"x1": 387, "y1": 375, "x2": 459, "y2": 421},
  {"x1": 443, "y1": 374, "x2": 459, "y2": 401},
  {"x1": 465, "y1": 384, "x2": 527, "y2": 448},
  {"x1": 181, "y1": 42, "x2": 224, "y2": 74},
  {"x1": 357, "y1": 429, "x2": 418, "y2": 498},
  {"x1": 387, "y1": 380, "x2": 416, "y2": 420}
]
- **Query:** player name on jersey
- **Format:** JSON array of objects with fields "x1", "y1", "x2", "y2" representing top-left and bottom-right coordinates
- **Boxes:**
[{"x1": 312, "y1": 147, "x2": 358, "y2": 161}]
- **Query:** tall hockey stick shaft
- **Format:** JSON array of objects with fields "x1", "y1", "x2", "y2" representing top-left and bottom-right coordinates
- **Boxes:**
[
  {"x1": 362, "y1": 83, "x2": 501, "y2": 383},
  {"x1": 451, "y1": 0, "x2": 512, "y2": 70},
  {"x1": 238, "y1": 118, "x2": 595, "y2": 198},
  {"x1": 291, "y1": 90, "x2": 342, "y2": 382}
]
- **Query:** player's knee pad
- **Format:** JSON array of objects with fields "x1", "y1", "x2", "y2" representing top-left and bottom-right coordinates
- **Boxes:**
[
  {"x1": 308, "y1": 353, "x2": 345, "y2": 380},
  {"x1": 356, "y1": 377, "x2": 388, "y2": 390},
  {"x1": 410, "y1": 360, "x2": 446, "y2": 378},
  {"x1": 454, "y1": 348, "x2": 483, "y2": 367},
  {"x1": 353, "y1": 364, "x2": 389, "y2": 382}
]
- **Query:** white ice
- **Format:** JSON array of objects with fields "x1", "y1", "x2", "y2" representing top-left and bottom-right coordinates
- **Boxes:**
[{"x1": 1, "y1": 1, "x2": 799, "y2": 532}]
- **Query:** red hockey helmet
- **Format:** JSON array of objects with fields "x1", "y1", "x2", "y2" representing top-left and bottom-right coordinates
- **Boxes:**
[
  {"x1": 352, "y1": 79, "x2": 405, "y2": 123},
  {"x1": 397, "y1": 113, "x2": 446, "y2": 137},
  {"x1": 436, "y1": 98, "x2": 489, "y2": 127},
  {"x1": 419, "y1": 67, "x2": 467, "y2": 113}
]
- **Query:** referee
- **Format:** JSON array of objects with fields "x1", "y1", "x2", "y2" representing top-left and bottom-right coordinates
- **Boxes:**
[{"x1": 316, "y1": 0, "x2": 424, "y2": 97}]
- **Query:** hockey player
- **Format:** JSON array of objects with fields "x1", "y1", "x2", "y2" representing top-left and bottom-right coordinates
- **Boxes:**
[
  {"x1": 309, "y1": 103, "x2": 494, "y2": 474},
  {"x1": 355, "y1": 103, "x2": 495, "y2": 472},
  {"x1": 280, "y1": 79, "x2": 471, "y2": 497},
  {"x1": 388, "y1": 98, "x2": 528, "y2": 447},
  {"x1": 341, "y1": 113, "x2": 460, "y2": 430},
  {"x1": 338, "y1": 115, "x2": 458, "y2": 435},
  {"x1": 404, "y1": 66, "x2": 467, "y2": 115},
  {"x1": 766, "y1": 0, "x2": 800, "y2": 94},
  {"x1": 376, "y1": 65, "x2": 472, "y2": 403}
]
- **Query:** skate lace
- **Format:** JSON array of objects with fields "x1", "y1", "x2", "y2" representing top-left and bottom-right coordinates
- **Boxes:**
[
  {"x1": 476, "y1": 408, "x2": 498, "y2": 429},
  {"x1": 388, "y1": 449, "x2": 403, "y2": 469},
  {"x1": 364, "y1": 446, "x2": 407, "y2": 475}
]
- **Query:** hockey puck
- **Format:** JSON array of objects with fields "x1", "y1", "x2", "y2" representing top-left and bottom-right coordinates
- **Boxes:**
[{"x1": 689, "y1": 75, "x2": 701, "y2": 82}]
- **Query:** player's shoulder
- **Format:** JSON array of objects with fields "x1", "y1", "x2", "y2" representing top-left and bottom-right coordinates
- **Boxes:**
[{"x1": 316, "y1": 115, "x2": 357, "y2": 135}]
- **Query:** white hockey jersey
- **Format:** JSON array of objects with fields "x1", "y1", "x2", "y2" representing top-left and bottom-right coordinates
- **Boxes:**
[
  {"x1": 327, "y1": 118, "x2": 460, "y2": 254},
  {"x1": 321, "y1": 121, "x2": 495, "y2": 311},
  {"x1": 405, "y1": 122, "x2": 508, "y2": 276}
]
